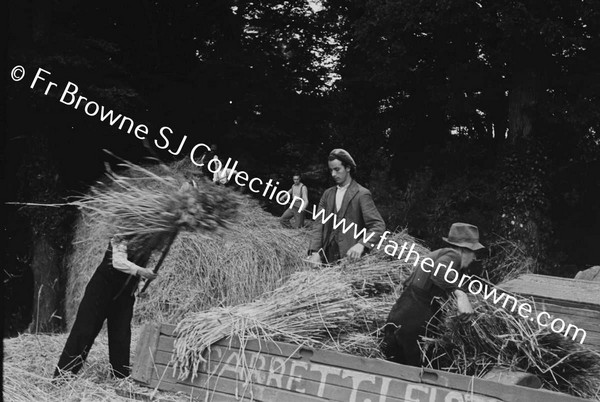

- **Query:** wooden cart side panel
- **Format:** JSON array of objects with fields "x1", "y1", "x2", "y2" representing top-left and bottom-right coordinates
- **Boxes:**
[
  {"x1": 148, "y1": 361, "x2": 497, "y2": 402},
  {"x1": 500, "y1": 275, "x2": 600, "y2": 350},
  {"x1": 133, "y1": 323, "x2": 588, "y2": 402},
  {"x1": 131, "y1": 323, "x2": 161, "y2": 384},
  {"x1": 500, "y1": 274, "x2": 600, "y2": 308}
]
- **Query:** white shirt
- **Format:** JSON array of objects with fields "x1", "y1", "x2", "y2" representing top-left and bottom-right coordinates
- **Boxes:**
[
  {"x1": 110, "y1": 237, "x2": 144, "y2": 276},
  {"x1": 213, "y1": 168, "x2": 236, "y2": 184},
  {"x1": 335, "y1": 181, "x2": 351, "y2": 212},
  {"x1": 289, "y1": 183, "x2": 308, "y2": 211}
]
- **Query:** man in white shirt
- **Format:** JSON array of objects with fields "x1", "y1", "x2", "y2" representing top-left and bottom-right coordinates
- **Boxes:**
[
  {"x1": 280, "y1": 173, "x2": 309, "y2": 229},
  {"x1": 211, "y1": 155, "x2": 237, "y2": 185},
  {"x1": 307, "y1": 149, "x2": 385, "y2": 264},
  {"x1": 54, "y1": 234, "x2": 161, "y2": 379}
]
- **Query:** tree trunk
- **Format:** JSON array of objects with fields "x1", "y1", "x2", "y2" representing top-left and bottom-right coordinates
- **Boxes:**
[
  {"x1": 13, "y1": 132, "x2": 71, "y2": 334},
  {"x1": 28, "y1": 235, "x2": 63, "y2": 333},
  {"x1": 507, "y1": 70, "x2": 538, "y2": 143}
]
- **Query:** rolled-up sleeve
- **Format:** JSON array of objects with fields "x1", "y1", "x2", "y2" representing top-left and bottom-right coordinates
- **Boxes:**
[{"x1": 110, "y1": 237, "x2": 142, "y2": 276}]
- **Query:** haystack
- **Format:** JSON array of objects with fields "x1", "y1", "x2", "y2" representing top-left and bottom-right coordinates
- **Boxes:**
[{"x1": 64, "y1": 160, "x2": 307, "y2": 328}]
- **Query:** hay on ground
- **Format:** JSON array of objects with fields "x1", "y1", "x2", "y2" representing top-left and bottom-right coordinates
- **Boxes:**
[{"x1": 2, "y1": 326, "x2": 186, "y2": 402}]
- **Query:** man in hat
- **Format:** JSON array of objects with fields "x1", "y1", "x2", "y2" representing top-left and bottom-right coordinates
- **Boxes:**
[
  {"x1": 382, "y1": 222, "x2": 484, "y2": 366},
  {"x1": 307, "y1": 149, "x2": 385, "y2": 264}
]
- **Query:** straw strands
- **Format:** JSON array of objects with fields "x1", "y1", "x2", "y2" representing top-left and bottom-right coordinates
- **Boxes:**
[
  {"x1": 173, "y1": 267, "x2": 356, "y2": 379},
  {"x1": 132, "y1": 223, "x2": 308, "y2": 325},
  {"x1": 69, "y1": 159, "x2": 240, "y2": 237},
  {"x1": 65, "y1": 197, "x2": 308, "y2": 327},
  {"x1": 64, "y1": 160, "x2": 308, "y2": 327},
  {"x1": 170, "y1": 227, "x2": 600, "y2": 400},
  {"x1": 2, "y1": 328, "x2": 184, "y2": 402},
  {"x1": 172, "y1": 231, "x2": 424, "y2": 380},
  {"x1": 422, "y1": 295, "x2": 600, "y2": 400}
]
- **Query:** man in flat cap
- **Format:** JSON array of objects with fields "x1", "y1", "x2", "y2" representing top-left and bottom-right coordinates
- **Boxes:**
[
  {"x1": 382, "y1": 222, "x2": 484, "y2": 366},
  {"x1": 307, "y1": 149, "x2": 385, "y2": 264}
]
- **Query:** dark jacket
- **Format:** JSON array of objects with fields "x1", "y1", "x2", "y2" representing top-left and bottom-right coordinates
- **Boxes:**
[{"x1": 308, "y1": 179, "x2": 385, "y2": 257}]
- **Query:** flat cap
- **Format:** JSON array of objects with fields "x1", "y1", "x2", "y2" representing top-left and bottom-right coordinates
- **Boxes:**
[{"x1": 329, "y1": 148, "x2": 357, "y2": 170}]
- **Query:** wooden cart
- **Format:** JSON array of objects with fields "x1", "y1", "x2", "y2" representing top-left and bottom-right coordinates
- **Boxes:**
[
  {"x1": 500, "y1": 274, "x2": 600, "y2": 350},
  {"x1": 131, "y1": 323, "x2": 588, "y2": 402}
]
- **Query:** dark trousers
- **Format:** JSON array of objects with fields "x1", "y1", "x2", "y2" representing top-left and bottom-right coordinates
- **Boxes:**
[
  {"x1": 279, "y1": 206, "x2": 305, "y2": 229},
  {"x1": 55, "y1": 263, "x2": 136, "y2": 378},
  {"x1": 382, "y1": 287, "x2": 436, "y2": 366},
  {"x1": 324, "y1": 240, "x2": 341, "y2": 264}
]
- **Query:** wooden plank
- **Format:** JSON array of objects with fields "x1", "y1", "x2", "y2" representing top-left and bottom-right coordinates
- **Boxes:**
[
  {"x1": 150, "y1": 362, "x2": 492, "y2": 402},
  {"x1": 152, "y1": 353, "x2": 410, "y2": 402},
  {"x1": 532, "y1": 297, "x2": 600, "y2": 312},
  {"x1": 156, "y1": 331, "x2": 303, "y2": 359},
  {"x1": 485, "y1": 292, "x2": 600, "y2": 349},
  {"x1": 516, "y1": 274, "x2": 600, "y2": 288},
  {"x1": 500, "y1": 275, "x2": 598, "y2": 293},
  {"x1": 135, "y1": 324, "x2": 590, "y2": 402},
  {"x1": 482, "y1": 368, "x2": 542, "y2": 388},
  {"x1": 147, "y1": 343, "x2": 586, "y2": 402},
  {"x1": 500, "y1": 275, "x2": 600, "y2": 307},
  {"x1": 535, "y1": 303, "x2": 600, "y2": 320},
  {"x1": 131, "y1": 323, "x2": 161, "y2": 384},
  {"x1": 293, "y1": 347, "x2": 587, "y2": 402},
  {"x1": 147, "y1": 365, "x2": 329, "y2": 402}
]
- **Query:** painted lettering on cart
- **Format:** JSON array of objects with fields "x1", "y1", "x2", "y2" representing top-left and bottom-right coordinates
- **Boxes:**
[{"x1": 203, "y1": 348, "x2": 502, "y2": 402}]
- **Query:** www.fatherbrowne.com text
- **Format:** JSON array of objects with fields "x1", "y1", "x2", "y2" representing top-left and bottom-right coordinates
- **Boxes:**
[
  {"x1": 13, "y1": 63, "x2": 587, "y2": 345},
  {"x1": 310, "y1": 205, "x2": 588, "y2": 345}
]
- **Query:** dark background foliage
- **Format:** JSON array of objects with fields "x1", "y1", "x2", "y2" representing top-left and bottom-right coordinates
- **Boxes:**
[{"x1": 4, "y1": 0, "x2": 599, "y2": 337}]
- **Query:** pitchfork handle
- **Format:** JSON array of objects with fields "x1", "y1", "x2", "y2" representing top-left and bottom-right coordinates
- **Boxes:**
[{"x1": 139, "y1": 229, "x2": 179, "y2": 294}]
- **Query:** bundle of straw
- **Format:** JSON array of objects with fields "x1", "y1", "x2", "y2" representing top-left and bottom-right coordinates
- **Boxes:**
[
  {"x1": 172, "y1": 231, "x2": 423, "y2": 379},
  {"x1": 64, "y1": 161, "x2": 307, "y2": 327},
  {"x1": 422, "y1": 296, "x2": 600, "y2": 400},
  {"x1": 71, "y1": 160, "x2": 240, "y2": 237},
  {"x1": 173, "y1": 266, "x2": 360, "y2": 379}
]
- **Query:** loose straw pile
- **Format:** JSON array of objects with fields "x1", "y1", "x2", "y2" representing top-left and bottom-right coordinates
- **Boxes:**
[
  {"x1": 2, "y1": 328, "x2": 182, "y2": 402},
  {"x1": 171, "y1": 228, "x2": 600, "y2": 400},
  {"x1": 172, "y1": 231, "x2": 425, "y2": 379},
  {"x1": 423, "y1": 295, "x2": 600, "y2": 400},
  {"x1": 132, "y1": 224, "x2": 308, "y2": 324},
  {"x1": 173, "y1": 267, "x2": 363, "y2": 379}
]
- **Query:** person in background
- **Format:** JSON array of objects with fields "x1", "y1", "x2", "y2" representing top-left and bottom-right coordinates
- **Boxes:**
[
  {"x1": 307, "y1": 148, "x2": 385, "y2": 264},
  {"x1": 280, "y1": 173, "x2": 309, "y2": 229},
  {"x1": 211, "y1": 155, "x2": 236, "y2": 185},
  {"x1": 382, "y1": 222, "x2": 483, "y2": 366}
]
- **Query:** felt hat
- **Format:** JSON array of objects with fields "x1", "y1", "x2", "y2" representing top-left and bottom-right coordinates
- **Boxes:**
[
  {"x1": 329, "y1": 148, "x2": 357, "y2": 170},
  {"x1": 443, "y1": 222, "x2": 485, "y2": 251}
]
